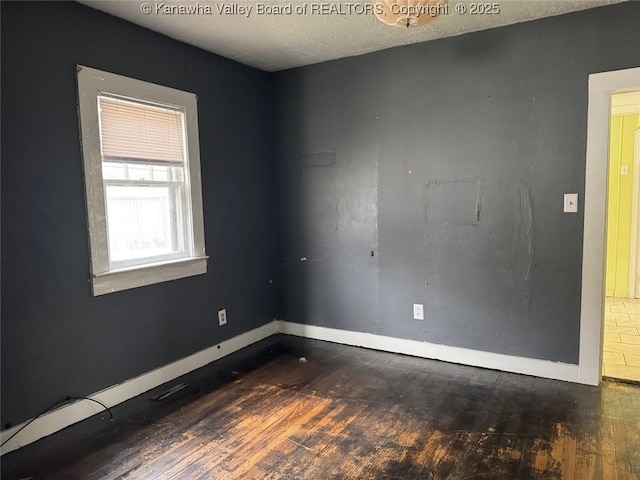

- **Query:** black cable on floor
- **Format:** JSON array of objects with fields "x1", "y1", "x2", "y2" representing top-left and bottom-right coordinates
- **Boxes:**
[{"x1": 1, "y1": 396, "x2": 114, "y2": 449}]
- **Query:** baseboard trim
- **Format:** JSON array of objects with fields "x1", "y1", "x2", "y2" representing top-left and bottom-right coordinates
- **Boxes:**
[
  {"x1": 0, "y1": 322, "x2": 278, "y2": 456},
  {"x1": 1, "y1": 319, "x2": 585, "y2": 455},
  {"x1": 275, "y1": 321, "x2": 581, "y2": 384}
]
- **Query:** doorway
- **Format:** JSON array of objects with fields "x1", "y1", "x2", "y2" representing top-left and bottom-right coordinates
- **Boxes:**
[
  {"x1": 603, "y1": 91, "x2": 640, "y2": 381},
  {"x1": 579, "y1": 67, "x2": 640, "y2": 386}
]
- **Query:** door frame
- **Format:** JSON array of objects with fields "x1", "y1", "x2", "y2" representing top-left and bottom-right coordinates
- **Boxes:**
[
  {"x1": 580, "y1": 66, "x2": 640, "y2": 385},
  {"x1": 630, "y1": 129, "x2": 640, "y2": 298}
]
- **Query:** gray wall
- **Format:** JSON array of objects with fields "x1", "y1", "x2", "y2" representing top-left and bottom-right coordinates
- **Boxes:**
[
  {"x1": 274, "y1": 2, "x2": 640, "y2": 364},
  {"x1": 1, "y1": 2, "x2": 277, "y2": 427},
  {"x1": 3, "y1": 0, "x2": 640, "y2": 432}
]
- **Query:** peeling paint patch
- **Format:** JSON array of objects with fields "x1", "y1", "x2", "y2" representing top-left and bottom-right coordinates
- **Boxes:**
[{"x1": 426, "y1": 181, "x2": 482, "y2": 225}]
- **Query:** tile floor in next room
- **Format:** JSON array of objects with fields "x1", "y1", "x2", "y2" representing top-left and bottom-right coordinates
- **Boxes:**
[{"x1": 604, "y1": 296, "x2": 640, "y2": 382}]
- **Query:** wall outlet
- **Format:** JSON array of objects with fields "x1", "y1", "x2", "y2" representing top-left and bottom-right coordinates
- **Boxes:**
[
  {"x1": 218, "y1": 308, "x2": 227, "y2": 326},
  {"x1": 413, "y1": 304, "x2": 424, "y2": 320}
]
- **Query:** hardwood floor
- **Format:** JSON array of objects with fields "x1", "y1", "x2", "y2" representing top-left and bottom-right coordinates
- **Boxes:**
[{"x1": 2, "y1": 336, "x2": 640, "y2": 479}]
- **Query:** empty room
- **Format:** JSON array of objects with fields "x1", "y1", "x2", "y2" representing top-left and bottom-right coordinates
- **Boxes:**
[{"x1": 1, "y1": 0, "x2": 640, "y2": 478}]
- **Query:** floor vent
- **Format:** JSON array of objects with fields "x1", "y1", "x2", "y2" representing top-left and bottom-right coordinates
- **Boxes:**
[{"x1": 150, "y1": 383, "x2": 189, "y2": 401}]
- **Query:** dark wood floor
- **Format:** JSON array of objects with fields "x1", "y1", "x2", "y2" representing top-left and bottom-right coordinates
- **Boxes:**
[{"x1": 3, "y1": 336, "x2": 640, "y2": 479}]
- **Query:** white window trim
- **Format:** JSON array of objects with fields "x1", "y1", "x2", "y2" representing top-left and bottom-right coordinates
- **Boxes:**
[{"x1": 77, "y1": 65, "x2": 207, "y2": 296}]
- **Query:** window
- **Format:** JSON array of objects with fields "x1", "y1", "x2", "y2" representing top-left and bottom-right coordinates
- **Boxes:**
[{"x1": 77, "y1": 66, "x2": 206, "y2": 295}]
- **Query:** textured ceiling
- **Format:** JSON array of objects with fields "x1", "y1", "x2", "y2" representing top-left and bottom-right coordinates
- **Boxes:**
[{"x1": 79, "y1": 0, "x2": 625, "y2": 71}]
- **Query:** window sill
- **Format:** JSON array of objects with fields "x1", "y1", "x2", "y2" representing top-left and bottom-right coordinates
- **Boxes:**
[{"x1": 92, "y1": 256, "x2": 208, "y2": 296}]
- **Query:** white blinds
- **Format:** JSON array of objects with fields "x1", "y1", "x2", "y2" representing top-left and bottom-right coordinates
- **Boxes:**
[{"x1": 99, "y1": 96, "x2": 185, "y2": 165}]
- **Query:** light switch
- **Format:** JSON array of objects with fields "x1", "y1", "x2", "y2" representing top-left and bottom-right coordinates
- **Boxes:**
[
  {"x1": 564, "y1": 193, "x2": 578, "y2": 213},
  {"x1": 621, "y1": 165, "x2": 629, "y2": 176}
]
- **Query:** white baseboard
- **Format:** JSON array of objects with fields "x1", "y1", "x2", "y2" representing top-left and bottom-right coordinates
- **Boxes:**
[
  {"x1": 275, "y1": 321, "x2": 581, "y2": 384},
  {"x1": 1, "y1": 319, "x2": 586, "y2": 455},
  {"x1": 0, "y1": 321, "x2": 278, "y2": 456}
]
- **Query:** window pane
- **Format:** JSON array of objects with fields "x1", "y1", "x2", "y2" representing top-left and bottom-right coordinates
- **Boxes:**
[
  {"x1": 128, "y1": 164, "x2": 153, "y2": 181},
  {"x1": 105, "y1": 185, "x2": 185, "y2": 263},
  {"x1": 102, "y1": 162, "x2": 126, "y2": 180},
  {"x1": 152, "y1": 166, "x2": 169, "y2": 181},
  {"x1": 172, "y1": 166, "x2": 183, "y2": 182}
]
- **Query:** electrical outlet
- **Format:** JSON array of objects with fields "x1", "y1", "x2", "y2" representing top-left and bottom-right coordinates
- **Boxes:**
[
  {"x1": 218, "y1": 308, "x2": 227, "y2": 326},
  {"x1": 413, "y1": 304, "x2": 424, "y2": 320}
]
